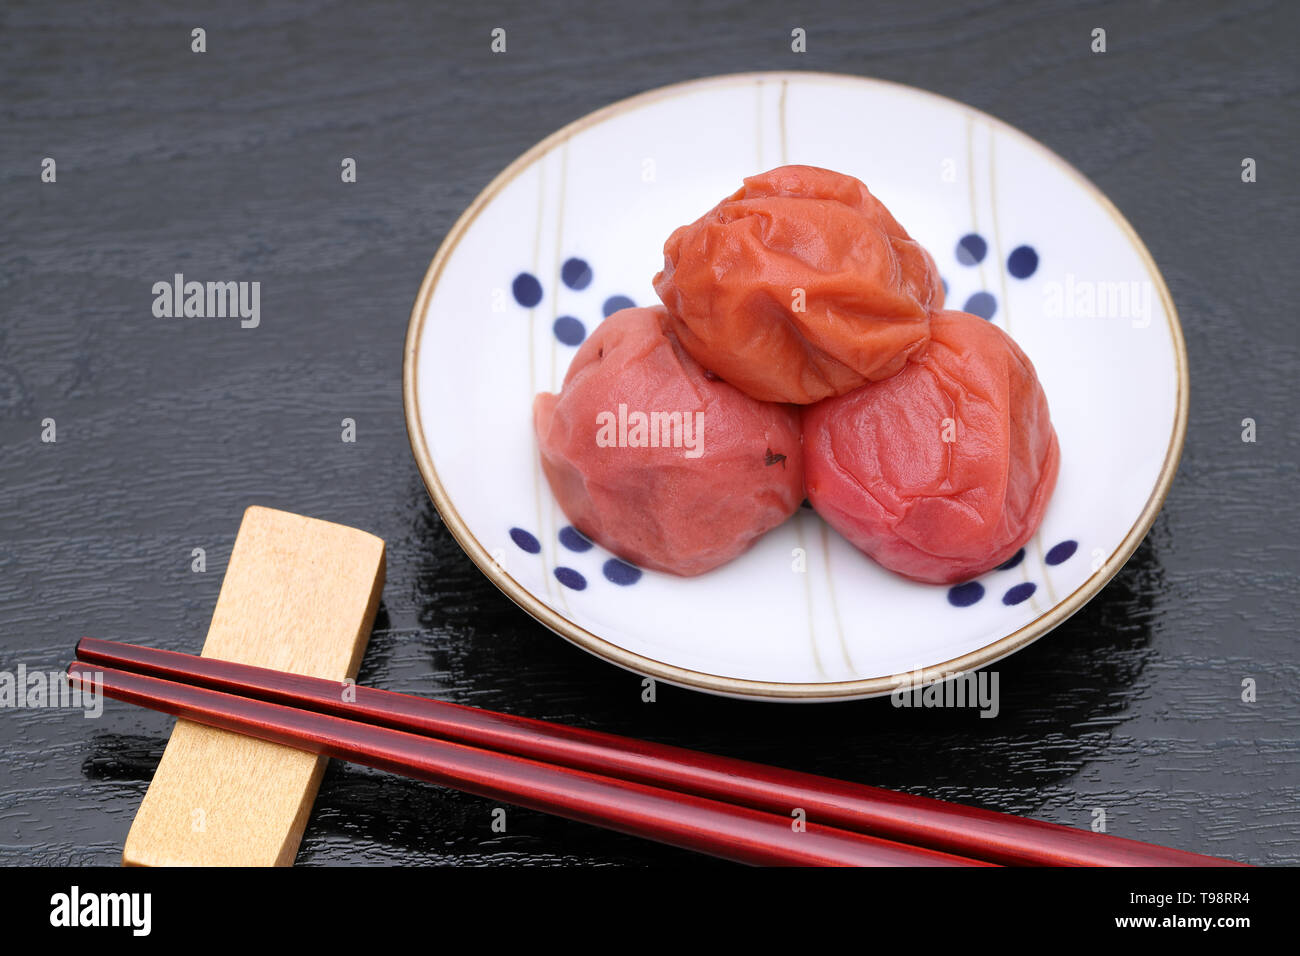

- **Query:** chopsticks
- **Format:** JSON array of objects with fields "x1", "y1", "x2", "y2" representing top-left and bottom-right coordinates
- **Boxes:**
[
  {"x1": 68, "y1": 640, "x2": 977, "y2": 866},
  {"x1": 70, "y1": 637, "x2": 1244, "y2": 867}
]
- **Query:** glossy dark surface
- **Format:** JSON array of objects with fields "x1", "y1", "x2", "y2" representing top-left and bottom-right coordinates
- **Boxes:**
[{"x1": 1, "y1": 0, "x2": 1296, "y2": 866}]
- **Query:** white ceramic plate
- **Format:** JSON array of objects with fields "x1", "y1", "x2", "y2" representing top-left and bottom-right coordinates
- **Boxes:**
[{"x1": 404, "y1": 72, "x2": 1187, "y2": 701}]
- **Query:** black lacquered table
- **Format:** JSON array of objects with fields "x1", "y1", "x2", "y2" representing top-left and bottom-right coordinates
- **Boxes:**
[{"x1": 1, "y1": 0, "x2": 1296, "y2": 865}]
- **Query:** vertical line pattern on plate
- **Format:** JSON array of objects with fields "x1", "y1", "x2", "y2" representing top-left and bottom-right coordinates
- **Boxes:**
[
  {"x1": 986, "y1": 123, "x2": 1054, "y2": 610},
  {"x1": 779, "y1": 80, "x2": 789, "y2": 165},
  {"x1": 819, "y1": 522, "x2": 855, "y2": 676},
  {"x1": 794, "y1": 511, "x2": 828, "y2": 679},
  {"x1": 551, "y1": 144, "x2": 568, "y2": 390},
  {"x1": 985, "y1": 121, "x2": 1013, "y2": 338},
  {"x1": 549, "y1": 145, "x2": 573, "y2": 615},
  {"x1": 529, "y1": 162, "x2": 556, "y2": 603},
  {"x1": 964, "y1": 116, "x2": 990, "y2": 298}
]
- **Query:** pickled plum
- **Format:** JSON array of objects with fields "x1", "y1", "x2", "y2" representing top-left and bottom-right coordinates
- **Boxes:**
[
  {"x1": 803, "y1": 310, "x2": 1059, "y2": 585},
  {"x1": 653, "y1": 165, "x2": 945, "y2": 405},
  {"x1": 533, "y1": 306, "x2": 804, "y2": 577}
]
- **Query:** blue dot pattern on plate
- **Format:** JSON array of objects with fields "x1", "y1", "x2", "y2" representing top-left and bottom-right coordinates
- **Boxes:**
[
  {"x1": 949, "y1": 538, "x2": 1078, "y2": 608},
  {"x1": 554, "y1": 566, "x2": 587, "y2": 590},
  {"x1": 964, "y1": 291, "x2": 997, "y2": 320},
  {"x1": 561, "y1": 257, "x2": 593, "y2": 290},
  {"x1": 948, "y1": 582, "x2": 985, "y2": 607},
  {"x1": 509, "y1": 527, "x2": 541, "y2": 554},
  {"x1": 508, "y1": 524, "x2": 643, "y2": 589},
  {"x1": 603, "y1": 559, "x2": 642, "y2": 586},
  {"x1": 512, "y1": 272, "x2": 543, "y2": 308},
  {"x1": 1007, "y1": 245, "x2": 1038, "y2": 279},
  {"x1": 553, "y1": 316, "x2": 586, "y2": 346},
  {"x1": 947, "y1": 231, "x2": 1038, "y2": 319},
  {"x1": 559, "y1": 525, "x2": 593, "y2": 552},
  {"x1": 509, "y1": 258, "x2": 633, "y2": 346},
  {"x1": 956, "y1": 233, "x2": 987, "y2": 266},
  {"x1": 1002, "y1": 582, "x2": 1037, "y2": 605},
  {"x1": 504, "y1": 255, "x2": 639, "y2": 586},
  {"x1": 603, "y1": 294, "x2": 635, "y2": 317},
  {"x1": 995, "y1": 548, "x2": 1025, "y2": 571},
  {"x1": 1046, "y1": 540, "x2": 1078, "y2": 565}
]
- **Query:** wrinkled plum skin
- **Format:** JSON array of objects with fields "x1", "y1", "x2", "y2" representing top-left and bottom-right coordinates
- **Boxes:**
[
  {"x1": 803, "y1": 311, "x2": 1060, "y2": 585},
  {"x1": 653, "y1": 165, "x2": 945, "y2": 405},
  {"x1": 534, "y1": 306, "x2": 804, "y2": 577}
]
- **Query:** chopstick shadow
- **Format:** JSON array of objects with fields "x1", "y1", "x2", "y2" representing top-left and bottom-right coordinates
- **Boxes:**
[
  {"x1": 302, "y1": 761, "x2": 731, "y2": 865},
  {"x1": 80, "y1": 734, "x2": 166, "y2": 782}
]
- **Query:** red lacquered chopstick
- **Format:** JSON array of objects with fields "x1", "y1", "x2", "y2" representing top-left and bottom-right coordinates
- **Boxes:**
[
  {"x1": 66, "y1": 659, "x2": 983, "y2": 867},
  {"x1": 74, "y1": 638, "x2": 1243, "y2": 867}
]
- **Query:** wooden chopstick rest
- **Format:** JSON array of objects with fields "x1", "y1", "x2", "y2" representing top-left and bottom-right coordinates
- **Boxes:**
[{"x1": 121, "y1": 506, "x2": 385, "y2": 867}]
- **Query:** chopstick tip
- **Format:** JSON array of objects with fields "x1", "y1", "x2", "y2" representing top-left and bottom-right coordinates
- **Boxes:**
[{"x1": 67, "y1": 659, "x2": 95, "y2": 682}]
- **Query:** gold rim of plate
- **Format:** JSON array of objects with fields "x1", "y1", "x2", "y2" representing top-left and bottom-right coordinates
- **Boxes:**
[{"x1": 402, "y1": 71, "x2": 1190, "y2": 701}]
